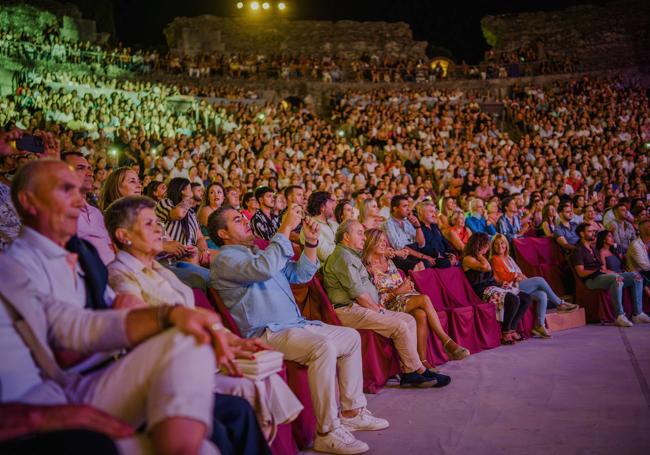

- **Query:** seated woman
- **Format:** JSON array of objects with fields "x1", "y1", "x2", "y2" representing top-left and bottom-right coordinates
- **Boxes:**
[
  {"x1": 105, "y1": 195, "x2": 303, "y2": 442},
  {"x1": 444, "y1": 210, "x2": 470, "y2": 254},
  {"x1": 540, "y1": 203, "x2": 558, "y2": 237},
  {"x1": 462, "y1": 232, "x2": 533, "y2": 345},
  {"x1": 363, "y1": 229, "x2": 469, "y2": 366},
  {"x1": 155, "y1": 177, "x2": 214, "y2": 280},
  {"x1": 198, "y1": 183, "x2": 225, "y2": 249},
  {"x1": 489, "y1": 234, "x2": 578, "y2": 338},
  {"x1": 100, "y1": 168, "x2": 204, "y2": 287},
  {"x1": 334, "y1": 199, "x2": 354, "y2": 224},
  {"x1": 358, "y1": 198, "x2": 384, "y2": 230},
  {"x1": 597, "y1": 230, "x2": 629, "y2": 275},
  {"x1": 144, "y1": 181, "x2": 167, "y2": 202}
]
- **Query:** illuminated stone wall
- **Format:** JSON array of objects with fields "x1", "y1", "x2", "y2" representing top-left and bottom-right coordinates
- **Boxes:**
[{"x1": 164, "y1": 16, "x2": 428, "y2": 59}]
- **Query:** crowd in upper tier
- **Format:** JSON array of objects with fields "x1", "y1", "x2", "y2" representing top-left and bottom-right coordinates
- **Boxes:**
[
  {"x1": 1, "y1": 24, "x2": 580, "y2": 83},
  {"x1": 0, "y1": 60, "x2": 649, "y2": 455}
]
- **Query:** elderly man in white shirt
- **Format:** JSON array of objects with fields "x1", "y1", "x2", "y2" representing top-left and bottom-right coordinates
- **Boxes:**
[{"x1": 0, "y1": 159, "x2": 250, "y2": 454}]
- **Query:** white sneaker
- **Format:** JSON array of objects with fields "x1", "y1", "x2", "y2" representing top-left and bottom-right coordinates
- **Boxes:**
[
  {"x1": 313, "y1": 427, "x2": 369, "y2": 454},
  {"x1": 341, "y1": 408, "x2": 390, "y2": 432},
  {"x1": 632, "y1": 312, "x2": 650, "y2": 324},
  {"x1": 615, "y1": 314, "x2": 634, "y2": 327}
]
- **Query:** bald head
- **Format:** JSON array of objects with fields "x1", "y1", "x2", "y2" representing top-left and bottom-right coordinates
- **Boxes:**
[{"x1": 11, "y1": 159, "x2": 84, "y2": 246}]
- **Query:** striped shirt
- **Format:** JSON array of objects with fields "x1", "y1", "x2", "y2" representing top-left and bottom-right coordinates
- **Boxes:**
[{"x1": 155, "y1": 198, "x2": 200, "y2": 246}]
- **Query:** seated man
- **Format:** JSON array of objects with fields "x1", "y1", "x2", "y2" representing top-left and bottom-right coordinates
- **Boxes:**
[
  {"x1": 626, "y1": 219, "x2": 650, "y2": 296},
  {"x1": 496, "y1": 196, "x2": 529, "y2": 242},
  {"x1": 554, "y1": 202, "x2": 580, "y2": 253},
  {"x1": 416, "y1": 200, "x2": 458, "y2": 268},
  {"x1": 208, "y1": 204, "x2": 389, "y2": 455},
  {"x1": 0, "y1": 232, "x2": 225, "y2": 455},
  {"x1": 1, "y1": 159, "x2": 267, "y2": 454},
  {"x1": 322, "y1": 219, "x2": 451, "y2": 389},
  {"x1": 465, "y1": 197, "x2": 497, "y2": 237},
  {"x1": 384, "y1": 195, "x2": 433, "y2": 271},
  {"x1": 572, "y1": 223, "x2": 649, "y2": 327},
  {"x1": 304, "y1": 191, "x2": 339, "y2": 262},
  {"x1": 250, "y1": 186, "x2": 280, "y2": 241},
  {"x1": 62, "y1": 151, "x2": 115, "y2": 265},
  {"x1": 606, "y1": 203, "x2": 637, "y2": 254}
]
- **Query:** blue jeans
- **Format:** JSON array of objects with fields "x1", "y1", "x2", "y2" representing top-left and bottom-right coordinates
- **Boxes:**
[
  {"x1": 519, "y1": 276, "x2": 562, "y2": 326},
  {"x1": 585, "y1": 272, "x2": 643, "y2": 316}
]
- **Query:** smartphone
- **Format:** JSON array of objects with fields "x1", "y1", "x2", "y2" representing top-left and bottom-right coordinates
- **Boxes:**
[{"x1": 15, "y1": 134, "x2": 45, "y2": 154}]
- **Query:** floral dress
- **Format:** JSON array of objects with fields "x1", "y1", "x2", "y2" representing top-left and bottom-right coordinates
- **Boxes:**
[{"x1": 368, "y1": 260, "x2": 419, "y2": 312}]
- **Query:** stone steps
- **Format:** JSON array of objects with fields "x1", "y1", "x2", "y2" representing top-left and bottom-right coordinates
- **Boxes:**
[{"x1": 545, "y1": 308, "x2": 586, "y2": 333}]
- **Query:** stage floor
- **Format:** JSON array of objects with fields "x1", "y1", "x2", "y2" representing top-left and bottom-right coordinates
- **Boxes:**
[{"x1": 303, "y1": 324, "x2": 650, "y2": 455}]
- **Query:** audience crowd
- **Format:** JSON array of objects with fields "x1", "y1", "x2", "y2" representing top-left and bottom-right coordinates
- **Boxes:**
[
  {"x1": 1, "y1": 49, "x2": 649, "y2": 455},
  {"x1": 1, "y1": 24, "x2": 584, "y2": 83}
]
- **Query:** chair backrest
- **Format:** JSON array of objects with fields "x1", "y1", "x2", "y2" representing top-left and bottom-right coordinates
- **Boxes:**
[
  {"x1": 433, "y1": 267, "x2": 484, "y2": 307},
  {"x1": 410, "y1": 268, "x2": 448, "y2": 311},
  {"x1": 192, "y1": 288, "x2": 216, "y2": 312},
  {"x1": 207, "y1": 287, "x2": 243, "y2": 337},
  {"x1": 292, "y1": 276, "x2": 342, "y2": 326},
  {"x1": 512, "y1": 237, "x2": 541, "y2": 267}
]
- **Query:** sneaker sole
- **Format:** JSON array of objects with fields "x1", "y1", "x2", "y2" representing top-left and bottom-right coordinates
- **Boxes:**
[
  {"x1": 399, "y1": 379, "x2": 437, "y2": 388},
  {"x1": 342, "y1": 422, "x2": 390, "y2": 432},
  {"x1": 313, "y1": 442, "x2": 369, "y2": 454}
]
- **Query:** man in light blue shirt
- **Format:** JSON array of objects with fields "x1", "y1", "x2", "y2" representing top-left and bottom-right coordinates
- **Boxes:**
[
  {"x1": 208, "y1": 205, "x2": 389, "y2": 454},
  {"x1": 465, "y1": 198, "x2": 497, "y2": 237}
]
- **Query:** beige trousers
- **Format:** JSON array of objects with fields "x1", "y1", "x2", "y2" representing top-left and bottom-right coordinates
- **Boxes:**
[
  {"x1": 335, "y1": 304, "x2": 423, "y2": 373},
  {"x1": 261, "y1": 323, "x2": 366, "y2": 433},
  {"x1": 71, "y1": 328, "x2": 217, "y2": 434}
]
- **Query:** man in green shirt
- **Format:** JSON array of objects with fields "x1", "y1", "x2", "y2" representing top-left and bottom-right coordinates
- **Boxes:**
[{"x1": 322, "y1": 220, "x2": 450, "y2": 389}]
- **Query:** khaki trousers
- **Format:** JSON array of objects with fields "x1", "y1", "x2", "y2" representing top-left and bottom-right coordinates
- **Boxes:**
[
  {"x1": 335, "y1": 304, "x2": 422, "y2": 373},
  {"x1": 261, "y1": 324, "x2": 366, "y2": 434}
]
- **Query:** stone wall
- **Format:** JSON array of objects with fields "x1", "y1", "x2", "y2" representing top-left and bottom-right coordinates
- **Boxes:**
[
  {"x1": 0, "y1": 2, "x2": 100, "y2": 43},
  {"x1": 164, "y1": 16, "x2": 428, "y2": 59},
  {"x1": 481, "y1": 0, "x2": 650, "y2": 70}
]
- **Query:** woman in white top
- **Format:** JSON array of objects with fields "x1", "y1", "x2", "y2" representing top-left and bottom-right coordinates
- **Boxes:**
[{"x1": 105, "y1": 195, "x2": 302, "y2": 441}]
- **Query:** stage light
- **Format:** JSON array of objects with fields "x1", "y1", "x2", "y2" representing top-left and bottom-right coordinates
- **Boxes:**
[
  {"x1": 110, "y1": 148, "x2": 117, "y2": 156},
  {"x1": 258, "y1": 113, "x2": 266, "y2": 121},
  {"x1": 152, "y1": 147, "x2": 157, "y2": 155},
  {"x1": 250, "y1": 1, "x2": 259, "y2": 10},
  {"x1": 236, "y1": 2, "x2": 244, "y2": 9},
  {"x1": 337, "y1": 129, "x2": 346, "y2": 138},
  {"x1": 278, "y1": 2, "x2": 286, "y2": 10},
  {"x1": 262, "y1": 2, "x2": 270, "y2": 10}
]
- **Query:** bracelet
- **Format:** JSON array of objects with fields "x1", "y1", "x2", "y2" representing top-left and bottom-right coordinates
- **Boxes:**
[
  {"x1": 304, "y1": 240, "x2": 319, "y2": 248},
  {"x1": 157, "y1": 304, "x2": 181, "y2": 331}
]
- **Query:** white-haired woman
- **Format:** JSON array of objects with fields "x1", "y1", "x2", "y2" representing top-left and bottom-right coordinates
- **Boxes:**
[{"x1": 105, "y1": 195, "x2": 302, "y2": 442}]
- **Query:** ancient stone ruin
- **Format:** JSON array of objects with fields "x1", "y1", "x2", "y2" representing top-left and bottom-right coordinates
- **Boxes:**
[{"x1": 164, "y1": 16, "x2": 428, "y2": 59}]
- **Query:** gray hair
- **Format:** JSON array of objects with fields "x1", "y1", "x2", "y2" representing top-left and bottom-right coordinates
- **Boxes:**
[
  {"x1": 104, "y1": 196, "x2": 156, "y2": 247},
  {"x1": 416, "y1": 199, "x2": 436, "y2": 217},
  {"x1": 335, "y1": 219, "x2": 359, "y2": 244},
  {"x1": 11, "y1": 159, "x2": 62, "y2": 220},
  {"x1": 468, "y1": 197, "x2": 484, "y2": 214}
]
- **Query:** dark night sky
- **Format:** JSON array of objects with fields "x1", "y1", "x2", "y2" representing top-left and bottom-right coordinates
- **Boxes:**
[{"x1": 68, "y1": 0, "x2": 606, "y2": 64}]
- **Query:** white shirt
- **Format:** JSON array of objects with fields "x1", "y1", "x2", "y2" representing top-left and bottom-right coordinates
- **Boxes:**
[{"x1": 4, "y1": 228, "x2": 114, "y2": 309}]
